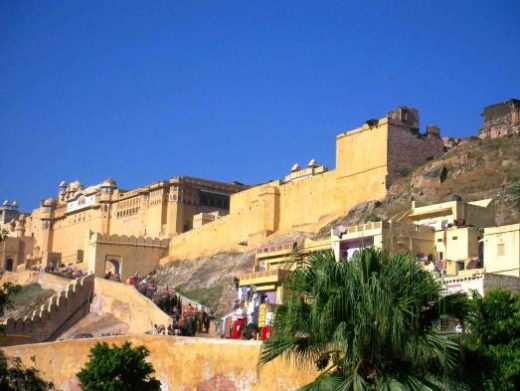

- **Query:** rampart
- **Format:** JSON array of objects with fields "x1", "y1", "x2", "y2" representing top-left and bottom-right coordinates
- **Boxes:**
[
  {"x1": 3, "y1": 274, "x2": 94, "y2": 344},
  {"x1": 0, "y1": 270, "x2": 71, "y2": 292},
  {"x1": 85, "y1": 232, "x2": 169, "y2": 280},
  {"x1": 1, "y1": 335, "x2": 318, "y2": 391},
  {"x1": 167, "y1": 108, "x2": 445, "y2": 261},
  {"x1": 479, "y1": 98, "x2": 520, "y2": 139}
]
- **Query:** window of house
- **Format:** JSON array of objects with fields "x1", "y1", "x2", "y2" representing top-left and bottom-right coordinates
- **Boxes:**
[{"x1": 452, "y1": 236, "x2": 458, "y2": 240}]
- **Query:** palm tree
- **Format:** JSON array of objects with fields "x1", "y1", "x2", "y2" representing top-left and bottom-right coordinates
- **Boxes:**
[{"x1": 260, "y1": 248, "x2": 468, "y2": 390}]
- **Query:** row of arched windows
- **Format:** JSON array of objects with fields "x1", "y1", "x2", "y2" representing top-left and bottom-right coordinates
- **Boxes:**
[{"x1": 116, "y1": 207, "x2": 140, "y2": 218}]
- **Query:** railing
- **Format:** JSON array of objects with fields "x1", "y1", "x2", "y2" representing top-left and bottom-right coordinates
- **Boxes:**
[{"x1": 256, "y1": 242, "x2": 295, "y2": 255}]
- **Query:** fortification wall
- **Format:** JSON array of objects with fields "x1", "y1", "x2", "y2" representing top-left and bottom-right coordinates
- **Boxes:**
[
  {"x1": 91, "y1": 278, "x2": 172, "y2": 333},
  {"x1": 387, "y1": 124, "x2": 444, "y2": 180},
  {"x1": 1, "y1": 335, "x2": 318, "y2": 391},
  {"x1": 168, "y1": 120, "x2": 395, "y2": 260},
  {"x1": 2, "y1": 236, "x2": 34, "y2": 271},
  {"x1": 479, "y1": 99, "x2": 520, "y2": 139},
  {"x1": 3, "y1": 274, "x2": 94, "y2": 344},
  {"x1": 50, "y1": 213, "x2": 104, "y2": 263},
  {"x1": 85, "y1": 233, "x2": 169, "y2": 280},
  {"x1": 0, "y1": 271, "x2": 72, "y2": 292}
]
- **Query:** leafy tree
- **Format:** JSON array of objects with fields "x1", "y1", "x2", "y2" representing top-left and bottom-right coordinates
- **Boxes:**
[
  {"x1": 462, "y1": 289, "x2": 520, "y2": 390},
  {"x1": 77, "y1": 341, "x2": 161, "y2": 391},
  {"x1": 260, "y1": 248, "x2": 468, "y2": 390},
  {"x1": 0, "y1": 283, "x2": 21, "y2": 335},
  {"x1": 0, "y1": 351, "x2": 55, "y2": 391}
]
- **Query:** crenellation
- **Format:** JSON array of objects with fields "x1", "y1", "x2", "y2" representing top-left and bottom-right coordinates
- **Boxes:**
[{"x1": 3, "y1": 274, "x2": 95, "y2": 341}]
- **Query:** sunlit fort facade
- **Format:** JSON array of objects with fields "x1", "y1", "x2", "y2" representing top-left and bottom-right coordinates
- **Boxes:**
[{"x1": 2, "y1": 106, "x2": 447, "y2": 278}]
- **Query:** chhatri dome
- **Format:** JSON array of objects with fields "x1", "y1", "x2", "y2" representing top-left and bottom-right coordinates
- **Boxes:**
[
  {"x1": 101, "y1": 178, "x2": 117, "y2": 187},
  {"x1": 43, "y1": 197, "x2": 56, "y2": 206},
  {"x1": 290, "y1": 163, "x2": 301, "y2": 172},
  {"x1": 69, "y1": 180, "x2": 83, "y2": 191}
]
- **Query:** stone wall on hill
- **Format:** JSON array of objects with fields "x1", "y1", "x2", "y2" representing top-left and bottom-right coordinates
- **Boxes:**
[
  {"x1": 479, "y1": 98, "x2": 520, "y2": 139},
  {"x1": 3, "y1": 274, "x2": 94, "y2": 344}
]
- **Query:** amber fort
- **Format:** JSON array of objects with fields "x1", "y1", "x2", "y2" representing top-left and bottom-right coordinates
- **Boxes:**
[
  {"x1": 1, "y1": 105, "x2": 448, "y2": 278},
  {"x1": 1, "y1": 99, "x2": 520, "y2": 390}
]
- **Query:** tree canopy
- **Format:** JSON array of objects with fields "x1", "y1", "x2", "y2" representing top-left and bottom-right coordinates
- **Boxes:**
[
  {"x1": 260, "y1": 248, "x2": 468, "y2": 390},
  {"x1": 462, "y1": 289, "x2": 520, "y2": 390},
  {"x1": 77, "y1": 341, "x2": 161, "y2": 391},
  {"x1": 0, "y1": 352, "x2": 55, "y2": 391}
]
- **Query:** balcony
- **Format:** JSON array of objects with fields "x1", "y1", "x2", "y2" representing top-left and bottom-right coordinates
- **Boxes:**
[{"x1": 238, "y1": 269, "x2": 293, "y2": 287}]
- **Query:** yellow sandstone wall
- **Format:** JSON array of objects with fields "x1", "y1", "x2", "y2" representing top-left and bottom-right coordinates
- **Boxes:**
[
  {"x1": 92, "y1": 278, "x2": 172, "y2": 333},
  {"x1": 2, "y1": 335, "x2": 318, "y2": 391},
  {"x1": 85, "y1": 233, "x2": 169, "y2": 280},
  {"x1": 167, "y1": 121, "x2": 391, "y2": 260},
  {"x1": 51, "y1": 214, "x2": 103, "y2": 263}
]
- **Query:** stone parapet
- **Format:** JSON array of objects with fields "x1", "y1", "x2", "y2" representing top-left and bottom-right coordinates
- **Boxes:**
[
  {"x1": 3, "y1": 274, "x2": 94, "y2": 344},
  {"x1": 92, "y1": 233, "x2": 169, "y2": 248},
  {"x1": 1, "y1": 335, "x2": 318, "y2": 390}
]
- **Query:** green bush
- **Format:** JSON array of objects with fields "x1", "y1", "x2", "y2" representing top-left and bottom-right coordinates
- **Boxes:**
[
  {"x1": 77, "y1": 341, "x2": 161, "y2": 391},
  {"x1": 461, "y1": 289, "x2": 520, "y2": 390}
]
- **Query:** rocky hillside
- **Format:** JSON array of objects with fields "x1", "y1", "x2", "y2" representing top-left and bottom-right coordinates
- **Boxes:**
[
  {"x1": 152, "y1": 233, "x2": 310, "y2": 317},
  {"x1": 153, "y1": 252, "x2": 254, "y2": 317},
  {"x1": 154, "y1": 135, "x2": 520, "y2": 316},
  {"x1": 317, "y1": 135, "x2": 520, "y2": 237}
]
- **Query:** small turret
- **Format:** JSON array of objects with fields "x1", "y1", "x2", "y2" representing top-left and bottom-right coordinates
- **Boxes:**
[
  {"x1": 42, "y1": 197, "x2": 56, "y2": 207},
  {"x1": 426, "y1": 125, "x2": 441, "y2": 138},
  {"x1": 290, "y1": 163, "x2": 301, "y2": 173},
  {"x1": 101, "y1": 178, "x2": 117, "y2": 188}
]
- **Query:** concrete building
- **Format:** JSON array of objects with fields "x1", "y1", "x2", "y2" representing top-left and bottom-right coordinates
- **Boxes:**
[
  {"x1": 238, "y1": 237, "x2": 330, "y2": 304},
  {"x1": 238, "y1": 198, "x2": 519, "y2": 301},
  {"x1": 332, "y1": 221, "x2": 435, "y2": 261},
  {"x1": 482, "y1": 224, "x2": 520, "y2": 278},
  {"x1": 404, "y1": 197, "x2": 495, "y2": 275}
]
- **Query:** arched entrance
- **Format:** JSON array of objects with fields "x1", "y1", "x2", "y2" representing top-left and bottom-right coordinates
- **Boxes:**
[
  {"x1": 105, "y1": 258, "x2": 121, "y2": 276},
  {"x1": 5, "y1": 258, "x2": 14, "y2": 272}
]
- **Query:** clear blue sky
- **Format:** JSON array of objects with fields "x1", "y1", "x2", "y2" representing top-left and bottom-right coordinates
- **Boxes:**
[{"x1": 1, "y1": 1, "x2": 519, "y2": 211}]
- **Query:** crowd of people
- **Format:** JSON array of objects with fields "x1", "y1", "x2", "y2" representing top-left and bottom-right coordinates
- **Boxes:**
[
  {"x1": 124, "y1": 272, "x2": 211, "y2": 337},
  {"x1": 219, "y1": 288, "x2": 274, "y2": 341},
  {"x1": 103, "y1": 270, "x2": 122, "y2": 281},
  {"x1": 149, "y1": 303, "x2": 209, "y2": 337},
  {"x1": 31, "y1": 262, "x2": 88, "y2": 279}
]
